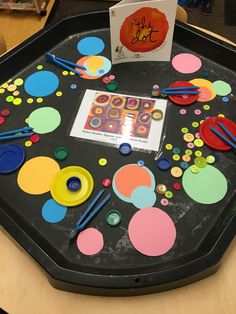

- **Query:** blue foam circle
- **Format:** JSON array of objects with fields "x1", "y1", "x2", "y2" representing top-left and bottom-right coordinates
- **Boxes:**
[
  {"x1": 42, "y1": 198, "x2": 67, "y2": 223},
  {"x1": 0, "y1": 143, "x2": 25, "y2": 173},
  {"x1": 24, "y1": 71, "x2": 59, "y2": 97},
  {"x1": 77, "y1": 37, "x2": 105, "y2": 55},
  {"x1": 131, "y1": 186, "x2": 156, "y2": 209}
]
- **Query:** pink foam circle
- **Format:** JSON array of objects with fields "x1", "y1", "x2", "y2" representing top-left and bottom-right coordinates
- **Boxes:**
[
  {"x1": 128, "y1": 207, "x2": 176, "y2": 256},
  {"x1": 172, "y1": 53, "x2": 202, "y2": 74},
  {"x1": 77, "y1": 227, "x2": 104, "y2": 255}
]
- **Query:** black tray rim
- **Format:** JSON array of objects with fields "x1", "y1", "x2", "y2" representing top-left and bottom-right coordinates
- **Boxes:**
[{"x1": 0, "y1": 11, "x2": 236, "y2": 296}]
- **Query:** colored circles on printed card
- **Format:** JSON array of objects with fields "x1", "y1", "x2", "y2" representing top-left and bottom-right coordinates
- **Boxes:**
[
  {"x1": 50, "y1": 166, "x2": 94, "y2": 206},
  {"x1": 128, "y1": 207, "x2": 176, "y2": 256}
]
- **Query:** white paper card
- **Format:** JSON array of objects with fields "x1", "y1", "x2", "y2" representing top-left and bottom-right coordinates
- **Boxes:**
[
  {"x1": 70, "y1": 89, "x2": 167, "y2": 152},
  {"x1": 109, "y1": 0, "x2": 177, "y2": 64}
]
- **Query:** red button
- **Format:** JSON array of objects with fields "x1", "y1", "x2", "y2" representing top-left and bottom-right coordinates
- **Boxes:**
[
  {"x1": 1, "y1": 109, "x2": 10, "y2": 117},
  {"x1": 29, "y1": 134, "x2": 40, "y2": 143},
  {"x1": 173, "y1": 182, "x2": 181, "y2": 191},
  {"x1": 200, "y1": 116, "x2": 236, "y2": 151},
  {"x1": 168, "y1": 81, "x2": 199, "y2": 106},
  {"x1": 0, "y1": 116, "x2": 5, "y2": 125},
  {"x1": 102, "y1": 178, "x2": 112, "y2": 188}
]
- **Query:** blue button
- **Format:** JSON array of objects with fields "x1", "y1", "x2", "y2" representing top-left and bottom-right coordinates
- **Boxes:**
[
  {"x1": 155, "y1": 157, "x2": 171, "y2": 171},
  {"x1": 119, "y1": 143, "x2": 132, "y2": 156},
  {"x1": 137, "y1": 160, "x2": 145, "y2": 167},
  {"x1": 180, "y1": 161, "x2": 189, "y2": 169},
  {"x1": 0, "y1": 143, "x2": 25, "y2": 174},
  {"x1": 222, "y1": 97, "x2": 229, "y2": 102},
  {"x1": 66, "y1": 176, "x2": 81, "y2": 191},
  {"x1": 173, "y1": 147, "x2": 181, "y2": 154}
]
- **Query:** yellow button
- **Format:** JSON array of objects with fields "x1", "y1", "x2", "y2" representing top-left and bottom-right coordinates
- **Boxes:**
[
  {"x1": 165, "y1": 191, "x2": 173, "y2": 198},
  {"x1": 183, "y1": 133, "x2": 194, "y2": 142},
  {"x1": 25, "y1": 140, "x2": 32, "y2": 147},
  {"x1": 165, "y1": 144, "x2": 173, "y2": 150},
  {"x1": 195, "y1": 150, "x2": 202, "y2": 157},
  {"x1": 194, "y1": 139, "x2": 204, "y2": 147},
  {"x1": 172, "y1": 154, "x2": 180, "y2": 161},
  {"x1": 99, "y1": 158, "x2": 107, "y2": 166},
  {"x1": 190, "y1": 165, "x2": 199, "y2": 174},
  {"x1": 206, "y1": 155, "x2": 215, "y2": 164},
  {"x1": 185, "y1": 149, "x2": 193, "y2": 156},
  {"x1": 155, "y1": 184, "x2": 167, "y2": 194},
  {"x1": 181, "y1": 127, "x2": 188, "y2": 134},
  {"x1": 170, "y1": 166, "x2": 183, "y2": 178},
  {"x1": 192, "y1": 121, "x2": 199, "y2": 128},
  {"x1": 182, "y1": 154, "x2": 191, "y2": 162}
]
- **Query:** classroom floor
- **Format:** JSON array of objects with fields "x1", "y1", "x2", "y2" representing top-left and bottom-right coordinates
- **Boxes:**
[{"x1": 46, "y1": 0, "x2": 236, "y2": 43}]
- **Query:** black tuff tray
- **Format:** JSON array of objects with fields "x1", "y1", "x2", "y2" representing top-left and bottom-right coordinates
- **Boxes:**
[{"x1": 0, "y1": 11, "x2": 236, "y2": 296}]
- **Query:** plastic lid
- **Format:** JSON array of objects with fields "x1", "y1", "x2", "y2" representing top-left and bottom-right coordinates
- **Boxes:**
[
  {"x1": 155, "y1": 157, "x2": 171, "y2": 171},
  {"x1": 0, "y1": 143, "x2": 25, "y2": 173},
  {"x1": 106, "y1": 210, "x2": 121, "y2": 227},
  {"x1": 106, "y1": 81, "x2": 118, "y2": 92},
  {"x1": 119, "y1": 143, "x2": 132, "y2": 156},
  {"x1": 66, "y1": 176, "x2": 81, "y2": 191},
  {"x1": 54, "y1": 147, "x2": 68, "y2": 161},
  {"x1": 200, "y1": 116, "x2": 236, "y2": 151},
  {"x1": 168, "y1": 81, "x2": 199, "y2": 106}
]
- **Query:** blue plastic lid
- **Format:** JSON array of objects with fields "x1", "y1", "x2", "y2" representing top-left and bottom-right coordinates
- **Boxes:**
[
  {"x1": 0, "y1": 143, "x2": 25, "y2": 174},
  {"x1": 66, "y1": 176, "x2": 81, "y2": 191},
  {"x1": 119, "y1": 143, "x2": 132, "y2": 156},
  {"x1": 155, "y1": 157, "x2": 171, "y2": 171}
]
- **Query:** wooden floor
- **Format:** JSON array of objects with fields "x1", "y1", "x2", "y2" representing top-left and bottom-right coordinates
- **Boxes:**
[{"x1": 0, "y1": 0, "x2": 55, "y2": 51}]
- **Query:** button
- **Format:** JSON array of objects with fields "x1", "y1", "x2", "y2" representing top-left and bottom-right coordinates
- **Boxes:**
[
  {"x1": 168, "y1": 81, "x2": 199, "y2": 105},
  {"x1": 194, "y1": 138, "x2": 204, "y2": 147},
  {"x1": 183, "y1": 133, "x2": 194, "y2": 142},
  {"x1": 106, "y1": 81, "x2": 118, "y2": 92},
  {"x1": 192, "y1": 121, "x2": 199, "y2": 128},
  {"x1": 106, "y1": 210, "x2": 121, "y2": 227},
  {"x1": 29, "y1": 134, "x2": 40, "y2": 143},
  {"x1": 206, "y1": 155, "x2": 215, "y2": 164},
  {"x1": 190, "y1": 165, "x2": 199, "y2": 174},
  {"x1": 109, "y1": 75, "x2": 116, "y2": 80},
  {"x1": 182, "y1": 154, "x2": 191, "y2": 162},
  {"x1": 25, "y1": 140, "x2": 32, "y2": 147},
  {"x1": 1, "y1": 108, "x2": 10, "y2": 117},
  {"x1": 137, "y1": 160, "x2": 144, "y2": 167},
  {"x1": 98, "y1": 158, "x2": 107, "y2": 166},
  {"x1": 203, "y1": 104, "x2": 210, "y2": 110},
  {"x1": 194, "y1": 156, "x2": 207, "y2": 168},
  {"x1": 173, "y1": 182, "x2": 181, "y2": 190},
  {"x1": 173, "y1": 147, "x2": 181, "y2": 154},
  {"x1": 160, "y1": 198, "x2": 169, "y2": 207},
  {"x1": 102, "y1": 178, "x2": 112, "y2": 188},
  {"x1": 156, "y1": 184, "x2": 167, "y2": 194},
  {"x1": 195, "y1": 150, "x2": 202, "y2": 157},
  {"x1": 155, "y1": 157, "x2": 171, "y2": 171},
  {"x1": 0, "y1": 143, "x2": 25, "y2": 173},
  {"x1": 222, "y1": 97, "x2": 229, "y2": 102},
  {"x1": 0, "y1": 116, "x2": 5, "y2": 125},
  {"x1": 54, "y1": 147, "x2": 68, "y2": 161},
  {"x1": 170, "y1": 166, "x2": 183, "y2": 178},
  {"x1": 102, "y1": 77, "x2": 110, "y2": 83},
  {"x1": 181, "y1": 127, "x2": 188, "y2": 134},
  {"x1": 119, "y1": 143, "x2": 132, "y2": 156},
  {"x1": 180, "y1": 161, "x2": 189, "y2": 169},
  {"x1": 165, "y1": 143, "x2": 173, "y2": 150},
  {"x1": 66, "y1": 176, "x2": 81, "y2": 191},
  {"x1": 165, "y1": 191, "x2": 173, "y2": 198},
  {"x1": 187, "y1": 142, "x2": 194, "y2": 149},
  {"x1": 172, "y1": 154, "x2": 180, "y2": 161},
  {"x1": 185, "y1": 149, "x2": 193, "y2": 155},
  {"x1": 151, "y1": 109, "x2": 163, "y2": 121}
]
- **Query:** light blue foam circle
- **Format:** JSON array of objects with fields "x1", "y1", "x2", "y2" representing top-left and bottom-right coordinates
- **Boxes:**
[
  {"x1": 24, "y1": 71, "x2": 59, "y2": 97},
  {"x1": 84, "y1": 56, "x2": 112, "y2": 77},
  {"x1": 112, "y1": 164, "x2": 156, "y2": 203},
  {"x1": 131, "y1": 186, "x2": 157, "y2": 209},
  {"x1": 77, "y1": 37, "x2": 105, "y2": 55},
  {"x1": 42, "y1": 198, "x2": 67, "y2": 223}
]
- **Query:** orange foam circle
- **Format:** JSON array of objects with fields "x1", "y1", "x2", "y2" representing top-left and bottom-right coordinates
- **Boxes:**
[{"x1": 17, "y1": 156, "x2": 60, "y2": 195}]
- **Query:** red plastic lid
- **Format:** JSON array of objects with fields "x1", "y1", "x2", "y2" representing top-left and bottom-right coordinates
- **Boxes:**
[
  {"x1": 168, "y1": 81, "x2": 199, "y2": 106},
  {"x1": 199, "y1": 116, "x2": 236, "y2": 151}
]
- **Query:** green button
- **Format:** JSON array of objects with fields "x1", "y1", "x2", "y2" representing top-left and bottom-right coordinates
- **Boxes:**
[
  {"x1": 190, "y1": 165, "x2": 200, "y2": 174},
  {"x1": 194, "y1": 156, "x2": 207, "y2": 168},
  {"x1": 106, "y1": 210, "x2": 121, "y2": 227},
  {"x1": 206, "y1": 155, "x2": 215, "y2": 164},
  {"x1": 165, "y1": 191, "x2": 173, "y2": 199},
  {"x1": 106, "y1": 81, "x2": 118, "y2": 92},
  {"x1": 54, "y1": 147, "x2": 68, "y2": 161}
]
